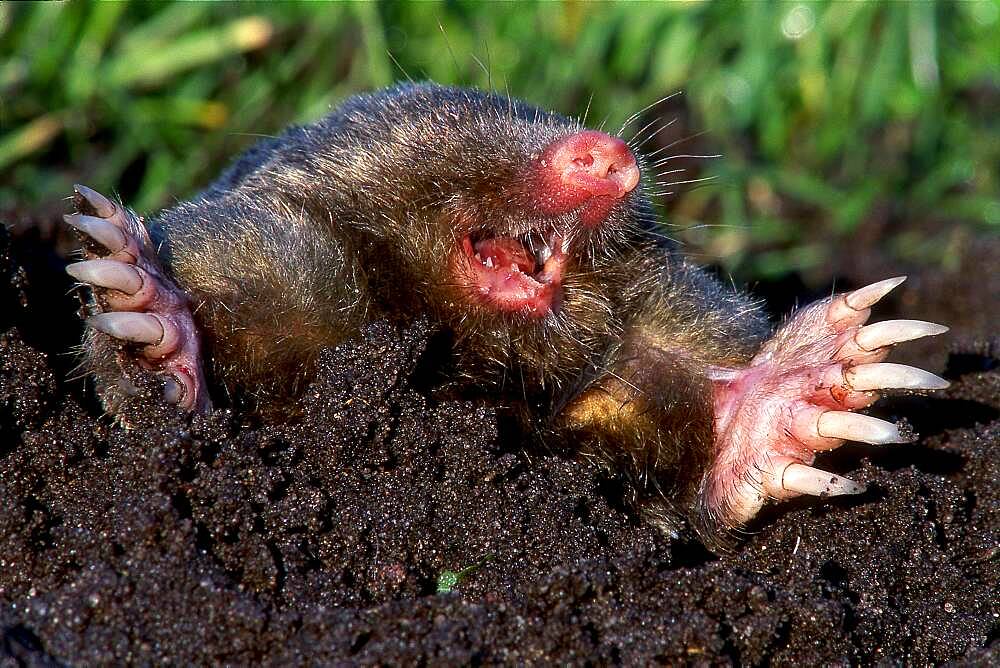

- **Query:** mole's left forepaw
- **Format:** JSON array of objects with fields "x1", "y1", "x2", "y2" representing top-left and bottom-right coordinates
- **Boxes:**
[
  {"x1": 65, "y1": 185, "x2": 210, "y2": 413},
  {"x1": 702, "y1": 277, "x2": 948, "y2": 530}
]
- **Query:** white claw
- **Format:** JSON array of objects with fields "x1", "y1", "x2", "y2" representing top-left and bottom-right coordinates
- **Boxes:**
[
  {"x1": 817, "y1": 410, "x2": 906, "y2": 445},
  {"x1": 846, "y1": 363, "x2": 950, "y2": 391},
  {"x1": 855, "y1": 319, "x2": 949, "y2": 351},
  {"x1": 781, "y1": 463, "x2": 866, "y2": 497},
  {"x1": 74, "y1": 184, "x2": 117, "y2": 218},
  {"x1": 66, "y1": 259, "x2": 142, "y2": 295},
  {"x1": 844, "y1": 276, "x2": 907, "y2": 311},
  {"x1": 87, "y1": 312, "x2": 164, "y2": 345},
  {"x1": 63, "y1": 213, "x2": 127, "y2": 252}
]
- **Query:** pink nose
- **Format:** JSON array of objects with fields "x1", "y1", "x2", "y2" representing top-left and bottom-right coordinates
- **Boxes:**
[
  {"x1": 545, "y1": 130, "x2": 640, "y2": 198},
  {"x1": 532, "y1": 130, "x2": 640, "y2": 227}
]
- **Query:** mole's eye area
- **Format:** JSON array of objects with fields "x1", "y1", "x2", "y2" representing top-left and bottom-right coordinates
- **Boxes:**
[{"x1": 533, "y1": 130, "x2": 640, "y2": 227}]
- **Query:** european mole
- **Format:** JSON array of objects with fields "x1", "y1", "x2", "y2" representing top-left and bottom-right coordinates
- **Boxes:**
[{"x1": 64, "y1": 83, "x2": 948, "y2": 548}]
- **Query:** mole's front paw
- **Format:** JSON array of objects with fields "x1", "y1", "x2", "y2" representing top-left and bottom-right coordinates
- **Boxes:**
[
  {"x1": 701, "y1": 277, "x2": 948, "y2": 530},
  {"x1": 65, "y1": 185, "x2": 210, "y2": 413}
]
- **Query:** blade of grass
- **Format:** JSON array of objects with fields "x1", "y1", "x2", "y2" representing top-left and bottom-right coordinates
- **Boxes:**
[
  {"x1": 0, "y1": 113, "x2": 63, "y2": 172},
  {"x1": 105, "y1": 16, "x2": 274, "y2": 88},
  {"x1": 67, "y1": 2, "x2": 128, "y2": 103}
]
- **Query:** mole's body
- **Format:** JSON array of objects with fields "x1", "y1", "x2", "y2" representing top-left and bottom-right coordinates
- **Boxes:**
[{"x1": 65, "y1": 83, "x2": 948, "y2": 548}]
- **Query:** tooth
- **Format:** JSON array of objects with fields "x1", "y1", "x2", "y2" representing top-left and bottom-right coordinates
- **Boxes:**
[
  {"x1": 781, "y1": 463, "x2": 866, "y2": 496},
  {"x1": 66, "y1": 259, "x2": 142, "y2": 295},
  {"x1": 846, "y1": 363, "x2": 950, "y2": 391},
  {"x1": 87, "y1": 312, "x2": 164, "y2": 345},
  {"x1": 63, "y1": 213, "x2": 127, "y2": 253},
  {"x1": 854, "y1": 319, "x2": 949, "y2": 351},
  {"x1": 485, "y1": 257, "x2": 493, "y2": 268},
  {"x1": 816, "y1": 411, "x2": 906, "y2": 445},
  {"x1": 845, "y1": 276, "x2": 907, "y2": 311},
  {"x1": 74, "y1": 184, "x2": 117, "y2": 218},
  {"x1": 511, "y1": 263, "x2": 520, "y2": 273}
]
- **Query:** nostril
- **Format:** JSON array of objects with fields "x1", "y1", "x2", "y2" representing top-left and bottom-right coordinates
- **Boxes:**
[
  {"x1": 545, "y1": 130, "x2": 640, "y2": 199},
  {"x1": 605, "y1": 156, "x2": 640, "y2": 194}
]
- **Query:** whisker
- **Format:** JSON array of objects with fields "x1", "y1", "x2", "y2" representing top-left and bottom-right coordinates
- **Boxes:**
[
  {"x1": 650, "y1": 153, "x2": 722, "y2": 163},
  {"x1": 656, "y1": 175, "x2": 718, "y2": 188},
  {"x1": 580, "y1": 91, "x2": 595, "y2": 129},
  {"x1": 386, "y1": 49, "x2": 413, "y2": 82},
  {"x1": 645, "y1": 130, "x2": 711, "y2": 160},
  {"x1": 633, "y1": 118, "x2": 680, "y2": 152},
  {"x1": 616, "y1": 90, "x2": 682, "y2": 136},
  {"x1": 628, "y1": 117, "x2": 662, "y2": 147},
  {"x1": 470, "y1": 52, "x2": 489, "y2": 82},
  {"x1": 650, "y1": 168, "x2": 688, "y2": 180}
]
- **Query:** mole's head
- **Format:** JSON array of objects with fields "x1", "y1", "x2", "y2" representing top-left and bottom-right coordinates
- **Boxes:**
[
  {"x1": 308, "y1": 83, "x2": 653, "y2": 377},
  {"x1": 448, "y1": 126, "x2": 640, "y2": 318}
]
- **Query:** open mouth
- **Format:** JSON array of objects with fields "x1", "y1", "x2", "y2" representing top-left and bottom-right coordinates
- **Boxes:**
[{"x1": 452, "y1": 230, "x2": 568, "y2": 317}]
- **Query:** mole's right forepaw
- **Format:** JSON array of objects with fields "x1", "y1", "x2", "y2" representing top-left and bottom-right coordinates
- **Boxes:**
[
  {"x1": 701, "y1": 277, "x2": 948, "y2": 537},
  {"x1": 65, "y1": 185, "x2": 211, "y2": 413}
]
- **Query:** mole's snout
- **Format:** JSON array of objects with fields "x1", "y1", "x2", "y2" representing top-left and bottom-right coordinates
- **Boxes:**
[
  {"x1": 547, "y1": 130, "x2": 640, "y2": 198},
  {"x1": 533, "y1": 130, "x2": 640, "y2": 226}
]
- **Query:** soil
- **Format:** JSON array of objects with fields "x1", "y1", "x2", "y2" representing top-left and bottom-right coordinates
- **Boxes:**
[{"x1": 1, "y1": 221, "x2": 997, "y2": 666}]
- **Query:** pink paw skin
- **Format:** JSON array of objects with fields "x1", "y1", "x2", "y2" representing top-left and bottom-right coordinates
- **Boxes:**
[
  {"x1": 65, "y1": 184, "x2": 211, "y2": 413},
  {"x1": 703, "y1": 277, "x2": 949, "y2": 527}
]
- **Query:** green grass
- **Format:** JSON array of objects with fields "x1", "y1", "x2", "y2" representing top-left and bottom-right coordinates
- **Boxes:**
[{"x1": 1, "y1": 1, "x2": 997, "y2": 281}]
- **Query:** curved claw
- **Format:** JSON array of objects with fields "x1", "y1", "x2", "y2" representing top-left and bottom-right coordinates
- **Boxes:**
[
  {"x1": 66, "y1": 259, "x2": 142, "y2": 295},
  {"x1": 779, "y1": 463, "x2": 865, "y2": 497},
  {"x1": 853, "y1": 319, "x2": 949, "y2": 352},
  {"x1": 817, "y1": 410, "x2": 907, "y2": 445},
  {"x1": 74, "y1": 184, "x2": 117, "y2": 218},
  {"x1": 846, "y1": 363, "x2": 950, "y2": 391},
  {"x1": 87, "y1": 312, "x2": 164, "y2": 345},
  {"x1": 827, "y1": 276, "x2": 907, "y2": 327},
  {"x1": 63, "y1": 213, "x2": 128, "y2": 254},
  {"x1": 845, "y1": 276, "x2": 907, "y2": 311}
]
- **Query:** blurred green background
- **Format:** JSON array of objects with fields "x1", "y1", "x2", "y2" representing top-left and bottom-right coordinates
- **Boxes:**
[{"x1": 1, "y1": 1, "x2": 998, "y2": 283}]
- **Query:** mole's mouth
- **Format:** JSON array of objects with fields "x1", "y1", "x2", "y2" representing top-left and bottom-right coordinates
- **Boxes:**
[{"x1": 451, "y1": 230, "x2": 568, "y2": 317}]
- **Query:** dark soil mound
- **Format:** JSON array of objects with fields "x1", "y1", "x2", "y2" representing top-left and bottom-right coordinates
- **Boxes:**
[{"x1": 1, "y1": 225, "x2": 997, "y2": 665}]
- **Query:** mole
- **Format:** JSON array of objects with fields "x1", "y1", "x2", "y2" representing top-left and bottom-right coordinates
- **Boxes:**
[{"x1": 63, "y1": 83, "x2": 948, "y2": 548}]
